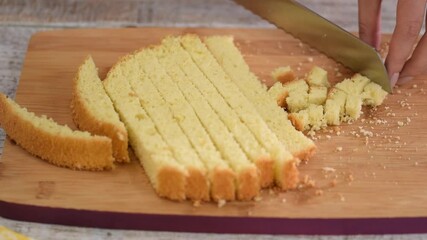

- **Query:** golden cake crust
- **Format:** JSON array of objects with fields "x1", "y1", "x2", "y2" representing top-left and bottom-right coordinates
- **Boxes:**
[{"x1": 0, "y1": 93, "x2": 114, "y2": 171}]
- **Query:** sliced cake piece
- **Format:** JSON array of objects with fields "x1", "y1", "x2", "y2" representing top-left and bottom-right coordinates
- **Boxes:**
[
  {"x1": 361, "y1": 82, "x2": 388, "y2": 106},
  {"x1": 181, "y1": 35, "x2": 299, "y2": 190},
  {"x1": 268, "y1": 82, "x2": 288, "y2": 107},
  {"x1": 158, "y1": 38, "x2": 261, "y2": 198},
  {"x1": 71, "y1": 56, "x2": 129, "y2": 163},
  {"x1": 271, "y1": 66, "x2": 296, "y2": 84},
  {"x1": 335, "y1": 74, "x2": 370, "y2": 95},
  {"x1": 136, "y1": 48, "x2": 235, "y2": 201},
  {"x1": 283, "y1": 79, "x2": 310, "y2": 93},
  {"x1": 345, "y1": 94, "x2": 363, "y2": 121},
  {"x1": 324, "y1": 88, "x2": 347, "y2": 125},
  {"x1": 104, "y1": 56, "x2": 187, "y2": 201},
  {"x1": 130, "y1": 52, "x2": 209, "y2": 201},
  {"x1": 289, "y1": 104, "x2": 326, "y2": 131},
  {"x1": 0, "y1": 93, "x2": 113, "y2": 170},
  {"x1": 286, "y1": 90, "x2": 309, "y2": 113},
  {"x1": 306, "y1": 66, "x2": 330, "y2": 87},
  {"x1": 283, "y1": 79, "x2": 310, "y2": 112},
  {"x1": 308, "y1": 86, "x2": 328, "y2": 105},
  {"x1": 204, "y1": 35, "x2": 316, "y2": 161}
]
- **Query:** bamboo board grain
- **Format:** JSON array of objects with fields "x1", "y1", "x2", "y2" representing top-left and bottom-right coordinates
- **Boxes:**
[{"x1": 1, "y1": 28, "x2": 427, "y2": 234}]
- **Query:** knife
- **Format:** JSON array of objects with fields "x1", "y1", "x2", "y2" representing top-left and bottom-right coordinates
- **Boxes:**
[{"x1": 234, "y1": 0, "x2": 392, "y2": 93}]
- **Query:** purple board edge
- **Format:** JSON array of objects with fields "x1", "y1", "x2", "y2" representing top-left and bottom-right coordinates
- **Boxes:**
[{"x1": 1, "y1": 200, "x2": 427, "y2": 235}]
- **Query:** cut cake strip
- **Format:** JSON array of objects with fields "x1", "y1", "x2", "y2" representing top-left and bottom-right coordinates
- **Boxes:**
[
  {"x1": 0, "y1": 93, "x2": 114, "y2": 170},
  {"x1": 137, "y1": 46, "x2": 239, "y2": 201},
  {"x1": 159, "y1": 37, "x2": 261, "y2": 199},
  {"x1": 71, "y1": 55, "x2": 129, "y2": 163},
  {"x1": 203, "y1": 36, "x2": 316, "y2": 162},
  {"x1": 103, "y1": 56, "x2": 187, "y2": 201},
  {"x1": 181, "y1": 35, "x2": 298, "y2": 190},
  {"x1": 130, "y1": 52, "x2": 209, "y2": 201},
  {"x1": 135, "y1": 48, "x2": 235, "y2": 201}
]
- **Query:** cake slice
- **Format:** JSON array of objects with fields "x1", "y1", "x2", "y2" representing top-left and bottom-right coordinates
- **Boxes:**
[
  {"x1": 271, "y1": 66, "x2": 296, "y2": 84},
  {"x1": 136, "y1": 47, "x2": 236, "y2": 201},
  {"x1": 0, "y1": 93, "x2": 113, "y2": 170},
  {"x1": 268, "y1": 82, "x2": 288, "y2": 107},
  {"x1": 130, "y1": 52, "x2": 209, "y2": 201},
  {"x1": 104, "y1": 56, "x2": 187, "y2": 201},
  {"x1": 160, "y1": 37, "x2": 264, "y2": 196},
  {"x1": 182, "y1": 35, "x2": 299, "y2": 189},
  {"x1": 71, "y1": 56, "x2": 129, "y2": 163},
  {"x1": 204, "y1": 35, "x2": 316, "y2": 161}
]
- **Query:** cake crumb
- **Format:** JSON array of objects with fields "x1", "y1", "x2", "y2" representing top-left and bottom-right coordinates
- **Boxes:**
[
  {"x1": 339, "y1": 194, "x2": 346, "y2": 202},
  {"x1": 281, "y1": 198, "x2": 287, "y2": 203},
  {"x1": 412, "y1": 84, "x2": 418, "y2": 89},
  {"x1": 336, "y1": 146, "x2": 343, "y2": 152},
  {"x1": 315, "y1": 189, "x2": 324, "y2": 196},
  {"x1": 193, "y1": 200, "x2": 201, "y2": 207},
  {"x1": 322, "y1": 167, "x2": 336, "y2": 173},
  {"x1": 326, "y1": 135, "x2": 331, "y2": 140},
  {"x1": 330, "y1": 179, "x2": 337, "y2": 187},
  {"x1": 397, "y1": 121, "x2": 404, "y2": 127},
  {"x1": 254, "y1": 196, "x2": 263, "y2": 202},
  {"x1": 415, "y1": 162, "x2": 419, "y2": 166},
  {"x1": 217, "y1": 199, "x2": 226, "y2": 208},
  {"x1": 307, "y1": 57, "x2": 314, "y2": 62}
]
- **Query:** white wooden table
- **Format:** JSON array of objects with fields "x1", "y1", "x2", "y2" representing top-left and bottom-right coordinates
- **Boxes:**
[{"x1": 2, "y1": 0, "x2": 426, "y2": 239}]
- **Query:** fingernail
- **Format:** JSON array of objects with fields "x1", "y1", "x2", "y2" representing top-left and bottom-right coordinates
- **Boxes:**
[
  {"x1": 389, "y1": 73, "x2": 399, "y2": 87},
  {"x1": 398, "y1": 76, "x2": 413, "y2": 85}
]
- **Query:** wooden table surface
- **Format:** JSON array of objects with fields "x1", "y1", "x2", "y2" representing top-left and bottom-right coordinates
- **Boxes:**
[{"x1": 2, "y1": 0, "x2": 426, "y2": 239}]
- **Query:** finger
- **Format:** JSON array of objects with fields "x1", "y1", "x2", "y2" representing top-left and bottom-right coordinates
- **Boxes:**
[
  {"x1": 398, "y1": 32, "x2": 427, "y2": 84},
  {"x1": 358, "y1": 0, "x2": 383, "y2": 49},
  {"x1": 385, "y1": 0, "x2": 427, "y2": 78}
]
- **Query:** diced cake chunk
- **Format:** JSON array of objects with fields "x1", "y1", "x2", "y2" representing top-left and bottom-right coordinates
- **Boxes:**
[
  {"x1": 361, "y1": 82, "x2": 388, "y2": 106},
  {"x1": 286, "y1": 90, "x2": 309, "y2": 113},
  {"x1": 344, "y1": 94, "x2": 363, "y2": 121},
  {"x1": 268, "y1": 82, "x2": 288, "y2": 107},
  {"x1": 324, "y1": 88, "x2": 347, "y2": 125},
  {"x1": 271, "y1": 66, "x2": 296, "y2": 83},
  {"x1": 308, "y1": 86, "x2": 328, "y2": 105},
  {"x1": 306, "y1": 66, "x2": 330, "y2": 87}
]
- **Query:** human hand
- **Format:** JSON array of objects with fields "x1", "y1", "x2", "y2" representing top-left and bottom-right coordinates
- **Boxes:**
[{"x1": 358, "y1": 0, "x2": 427, "y2": 87}]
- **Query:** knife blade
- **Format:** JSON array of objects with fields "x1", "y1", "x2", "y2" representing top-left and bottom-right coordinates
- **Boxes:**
[{"x1": 234, "y1": 0, "x2": 392, "y2": 93}]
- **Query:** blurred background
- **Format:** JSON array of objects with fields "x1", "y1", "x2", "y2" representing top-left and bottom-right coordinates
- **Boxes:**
[{"x1": 0, "y1": 0, "x2": 399, "y2": 97}]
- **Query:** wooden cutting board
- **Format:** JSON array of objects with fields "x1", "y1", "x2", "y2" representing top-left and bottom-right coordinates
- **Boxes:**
[{"x1": 1, "y1": 28, "x2": 427, "y2": 235}]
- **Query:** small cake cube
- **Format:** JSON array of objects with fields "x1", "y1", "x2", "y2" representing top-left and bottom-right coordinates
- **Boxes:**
[
  {"x1": 271, "y1": 66, "x2": 296, "y2": 84},
  {"x1": 268, "y1": 82, "x2": 288, "y2": 107},
  {"x1": 308, "y1": 86, "x2": 328, "y2": 105},
  {"x1": 306, "y1": 66, "x2": 330, "y2": 87},
  {"x1": 361, "y1": 82, "x2": 388, "y2": 106}
]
